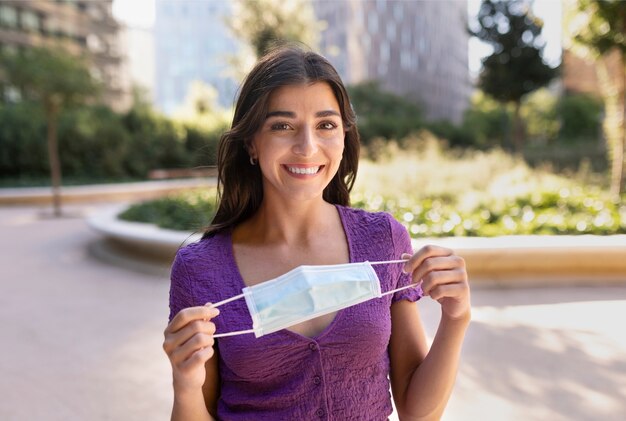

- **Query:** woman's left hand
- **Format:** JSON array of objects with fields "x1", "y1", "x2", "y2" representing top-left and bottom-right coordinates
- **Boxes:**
[{"x1": 402, "y1": 245, "x2": 470, "y2": 321}]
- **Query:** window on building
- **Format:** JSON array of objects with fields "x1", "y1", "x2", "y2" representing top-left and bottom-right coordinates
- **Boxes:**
[
  {"x1": 386, "y1": 22, "x2": 395, "y2": 42},
  {"x1": 21, "y1": 10, "x2": 40, "y2": 33},
  {"x1": 0, "y1": 5, "x2": 18, "y2": 29},
  {"x1": 367, "y1": 12, "x2": 378, "y2": 34},
  {"x1": 376, "y1": 0, "x2": 386, "y2": 14},
  {"x1": 87, "y1": 34, "x2": 103, "y2": 52},
  {"x1": 401, "y1": 50, "x2": 412, "y2": 71},
  {"x1": 402, "y1": 28, "x2": 411, "y2": 47},
  {"x1": 380, "y1": 41, "x2": 390, "y2": 63},
  {"x1": 393, "y1": 3, "x2": 403, "y2": 21}
]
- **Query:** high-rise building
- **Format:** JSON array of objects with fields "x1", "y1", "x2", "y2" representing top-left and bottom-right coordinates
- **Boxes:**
[
  {"x1": 154, "y1": 0, "x2": 240, "y2": 115},
  {"x1": 312, "y1": 0, "x2": 471, "y2": 123},
  {"x1": 0, "y1": 0, "x2": 131, "y2": 111}
]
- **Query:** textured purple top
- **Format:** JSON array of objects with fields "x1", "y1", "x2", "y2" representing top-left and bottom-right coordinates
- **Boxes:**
[{"x1": 169, "y1": 206, "x2": 421, "y2": 420}]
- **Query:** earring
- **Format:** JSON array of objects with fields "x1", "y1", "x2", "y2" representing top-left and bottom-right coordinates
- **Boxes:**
[{"x1": 249, "y1": 156, "x2": 257, "y2": 165}]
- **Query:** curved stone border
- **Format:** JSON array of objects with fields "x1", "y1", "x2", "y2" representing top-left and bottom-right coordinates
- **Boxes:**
[
  {"x1": 0, "y1": 178, "x2": 216, "y2": 205},
  {"x1": 87, "y1": 207, "x2": 626, "y2": 286},
  {"x1": 86, "y1": 206, "x2": 201, "y2": 262}
]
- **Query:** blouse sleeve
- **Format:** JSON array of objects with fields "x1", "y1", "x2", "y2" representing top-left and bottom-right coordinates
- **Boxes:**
[
  {"x1": 168, "y1": 249, "x2": 196, "y2": 322},
  {"x1": 387, "y1": 214, "x2": 422, "y2": 303}
]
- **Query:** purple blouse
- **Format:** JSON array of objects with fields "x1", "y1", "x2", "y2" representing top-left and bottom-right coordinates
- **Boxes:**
[{"x1": 169, "y1": 205, "x2": 421, "y2": 420}]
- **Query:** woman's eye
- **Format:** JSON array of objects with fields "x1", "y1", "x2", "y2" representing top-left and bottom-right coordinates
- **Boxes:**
[
  {"x1": 319, "y1": 121, "x2": 338, "y2": 130},
  {"x1": 270, "y1": 122, "x2": 291, "y2": 131}
]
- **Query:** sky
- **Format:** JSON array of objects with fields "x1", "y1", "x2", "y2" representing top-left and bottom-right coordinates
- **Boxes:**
[{"x1": 112, "y1": 0, "x2": 563, "y2": 75}]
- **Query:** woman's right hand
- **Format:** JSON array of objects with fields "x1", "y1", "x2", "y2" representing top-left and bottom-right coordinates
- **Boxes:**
[{"x1": 163, "y1": 305, "x2": 220, "y2": 393}]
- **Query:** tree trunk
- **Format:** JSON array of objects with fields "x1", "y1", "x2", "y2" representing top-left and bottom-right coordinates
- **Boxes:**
[
  {"x1": 596, "y1": 55, "x2": 624, "y2": 198},
  {"x1": 512, "y1": 101, "x2": 524, "y2": 153},
  {"x1": 46, "y1": 103, "x2": 62, "y2": 217}
]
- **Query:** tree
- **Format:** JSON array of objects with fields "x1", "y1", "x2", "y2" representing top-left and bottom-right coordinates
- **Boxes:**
[
  {"x1": 0, "y1": 46, "x2": 100, "y2": 216},
  {"x1": 228, "y1": 0, "x2": 323, "y2": 60},
  {"x1": 569, "y1": 0, "x2": 626, "y2": 197},
  {"x1": 470, "y1": 0, "x2": 558, "y2": 152}
]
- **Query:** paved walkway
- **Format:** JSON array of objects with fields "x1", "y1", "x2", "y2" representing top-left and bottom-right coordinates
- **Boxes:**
[{"x1": 1, "y1": 205, "x2": 625, "y2": 421}]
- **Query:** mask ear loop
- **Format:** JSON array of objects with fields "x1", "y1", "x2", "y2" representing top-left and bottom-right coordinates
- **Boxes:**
[
  {"x1": 369, "y1": 259, "x2": 424, "y2": 297},
  {"x1": 206, "y1": 293, "x2": 256, "y2": 338}
]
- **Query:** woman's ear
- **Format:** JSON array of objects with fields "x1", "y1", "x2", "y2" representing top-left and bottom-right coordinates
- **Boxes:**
[{"x1": 247, "y1": 138, "x2": 258, "y2": 160}]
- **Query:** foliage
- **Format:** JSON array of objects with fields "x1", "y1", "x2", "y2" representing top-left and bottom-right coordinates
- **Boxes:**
[
  {"x1": 556, "y1": 93, "x2": 604, "y2": 141},
  {"x1": 227, "y1": 0, "x2": 322, "y2": 58},
  {"x1": 347, "y1": 81, "x2": 423, "y2": 147},
  {"x1": 470, "y1": 0, "x2": 558, "y2": 103},
  {"x1": 0, "y1": 101, "x2": 222, "y2": 181},
  {"x1": 172, "y1": 80, "x2": 232, "y2": 133},
  {"x1": 462, "y1": 89, "x2": 604, "y2": 154},
  {"x1": 572, "y1": 0, "x2": 626, "y2": 56},
  {"x1": 0, "y1": 46, "x2": 101, "y2": 106},
  {"x1": 461, "y1": 91, "x2": 512, "y2": 148},
  {"x1": 0, "y1": 102, "x2": 46, "y2": 177},
  {"x1": 0, "y1": 46, "x2": 101, "y2": 215},
  {"x1": 118, "y1": 189, "x2": 218, "y2": 232},
  {"x1": 120, "y1": 135, "x2": 625, "y2": 237},
  {"x1": 469, "y1": 0, "x2": 558, "y2": 151},
  {"x1": 520, "y1": 88, "x2": 559, "y2": 143},
  {"x1": 569, "y1": 0, "x2": 626, "y2": 197}
]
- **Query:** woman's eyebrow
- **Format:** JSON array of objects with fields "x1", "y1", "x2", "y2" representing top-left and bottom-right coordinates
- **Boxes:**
[
  {"x1": 316, "y1": 110, "x2": 341, "y2": 118},
  {"x1": 266, "y1": 110, "x2": 295, "y2": 119},
  {"x1": 265, "y1": 110, "x2": 341, "y2": 119}
]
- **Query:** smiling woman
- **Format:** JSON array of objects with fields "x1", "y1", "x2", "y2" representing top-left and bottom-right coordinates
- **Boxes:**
[
  {"x1": 162, "y1": 45, "x2": 471, "y2": 421},
  {"x1": 249, "y1": 82, "x2": 346, "y2": 202}
]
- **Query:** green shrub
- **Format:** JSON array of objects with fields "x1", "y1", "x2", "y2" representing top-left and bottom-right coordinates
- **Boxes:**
[
  {"x1": 556, "y1": 93, "x2": 603, "y2": 141},
  {"x1": 0, "y1": 102, "x2": 46, "y2": 177},
  {"x1": 0, "y1": 101, "x2": 222, "y2": 182},
  {"x1": 347, "y1": 81, "x2": 424, "y2": 146},
  {"x1": 461, "y1": 92, "x2": 511, "y2": 148},
  {"x1": 118, "y1": 189, "x2": 218, "y2": 232}
]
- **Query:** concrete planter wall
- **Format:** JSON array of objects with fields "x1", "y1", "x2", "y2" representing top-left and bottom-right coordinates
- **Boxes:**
[{"x1": 87, "y1": 207, "x2": 626, "y2": 286}]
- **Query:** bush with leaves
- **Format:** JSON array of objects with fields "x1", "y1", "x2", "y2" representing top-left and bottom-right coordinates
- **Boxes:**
[
  {"x1": 0, "y1": 102, "x2": 222, "y2": 183},
  {"x1": 556, "y1": 93, "x2": 603, "y2": 141},
  {"x1": 347, "y1": 81, "x2": 424, "y2": 147}
]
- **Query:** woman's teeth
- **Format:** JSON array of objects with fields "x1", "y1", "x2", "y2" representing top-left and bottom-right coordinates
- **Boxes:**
[{"x1": 287, "y1": 166, "x2": 320, "y2": 175}]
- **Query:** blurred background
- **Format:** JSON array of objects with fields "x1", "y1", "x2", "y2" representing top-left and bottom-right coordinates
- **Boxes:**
[{"x1": 0, "y1": 1, "x2": 625, "y2": 420}]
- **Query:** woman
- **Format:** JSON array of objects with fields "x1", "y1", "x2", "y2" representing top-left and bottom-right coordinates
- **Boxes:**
[{"x1": 163, "y1": 45, "x2": 470, "y2": 420}]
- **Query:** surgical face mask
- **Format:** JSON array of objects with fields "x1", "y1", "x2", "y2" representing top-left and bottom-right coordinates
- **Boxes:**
[{"x1": 210, "y1": 260, "x2": 423, "y2": 338}]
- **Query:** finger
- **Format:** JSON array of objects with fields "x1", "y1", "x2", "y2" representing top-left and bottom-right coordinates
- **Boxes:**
[
  {"x1": 402, "y1": 245, "x2": 453, "y2": 274},
  {"x1": 179, "y1": 345, "x2": 215, "y2": 372},
  {"x1": 170, "y1": 332, "x2": 215, "y2": 365},
  {"x1": 165, "y1": 306, "x2": 220, "y2": 334},
  {"x1": 428, "y1": 280, "x2": 470, "y2": 302},
  {"x1": 420, "y1": 269, "x2": 468, "y2": 296},
  {"x1": 411, "y1": 255, "x2": 466, "y2": 284},
  {"x1": 163, "y1": 319, "x2": 217, "y2": 355}
]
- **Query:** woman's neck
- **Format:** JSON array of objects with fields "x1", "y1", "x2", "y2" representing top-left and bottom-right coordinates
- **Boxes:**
[{"x1": 234, "y1": 196, "x2": 338, "y2": 247}]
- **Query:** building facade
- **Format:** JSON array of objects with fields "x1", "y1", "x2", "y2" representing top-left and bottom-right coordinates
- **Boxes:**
[
  {"x1": 0, "y1": 0, "x2": 130, "y2": 111},
  {"x1": 154, "y1": 0, "x2": 240, "y2": 115},
  {"x1": 312, "y1": 0, "x2": 471, "y2": 123}
]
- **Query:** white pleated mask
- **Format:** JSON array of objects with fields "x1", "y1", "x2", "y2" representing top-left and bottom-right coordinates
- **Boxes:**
[{"x1": 210, "y1": 260, "x2": 423, "y2": 338}]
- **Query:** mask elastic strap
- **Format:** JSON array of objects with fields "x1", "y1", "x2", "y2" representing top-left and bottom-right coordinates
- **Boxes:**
[
  {"x1": 204, "y1": 293, "x2": 256, "y2": 338},
  {"x1": 369, "y1": 259, "x2": 424, "y2": 297}
]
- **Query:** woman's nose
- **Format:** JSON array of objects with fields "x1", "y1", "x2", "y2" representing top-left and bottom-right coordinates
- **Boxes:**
[{"x1": 292, "y1": 126, "x2": 318, "y2": 157}]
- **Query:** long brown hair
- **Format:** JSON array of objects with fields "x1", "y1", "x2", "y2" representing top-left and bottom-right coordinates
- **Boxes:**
[{"x1": 203, "y1": 45, "x2": 360, "y2": 238}]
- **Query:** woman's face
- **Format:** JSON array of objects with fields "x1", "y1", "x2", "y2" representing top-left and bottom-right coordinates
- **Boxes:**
[{"x1": 250, "y1": 82, "x2": 345, "y2": 203}]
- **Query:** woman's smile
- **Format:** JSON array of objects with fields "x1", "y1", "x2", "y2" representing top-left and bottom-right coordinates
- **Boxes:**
[{"x1": 283, "y1": 164, "x2": 325, "y2": 177}]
